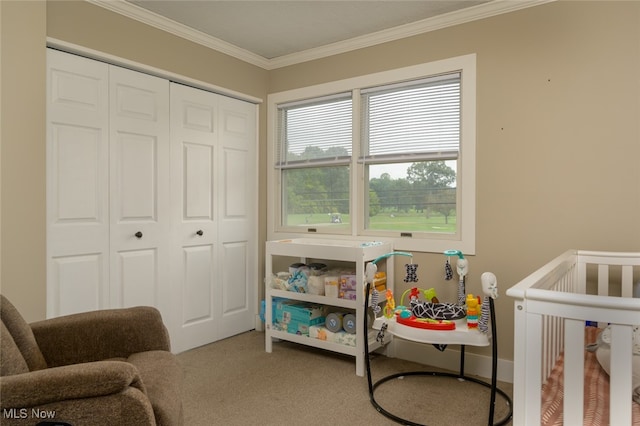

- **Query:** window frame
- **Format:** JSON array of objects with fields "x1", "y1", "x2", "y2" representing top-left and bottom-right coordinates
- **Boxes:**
[{"x1": 267, "y1": 54, "x2": 476, "y2": 254}]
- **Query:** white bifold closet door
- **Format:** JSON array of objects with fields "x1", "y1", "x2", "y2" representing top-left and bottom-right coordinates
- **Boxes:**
[
  {"x1": 46, "y1": 49, "x2": 257, "y2": 352},
  {"x1": 170, "y1": 84, "x2": 257, "y2": 352},
  {"x1": 47, "y1": 50, "x2": 172, "y2": 323},
  {"x1": 47, "y1": 50, "x2": 112, "y2": 316},
  {"x1": 108, "y1": 66, "x2": 172, "y2": 319}
]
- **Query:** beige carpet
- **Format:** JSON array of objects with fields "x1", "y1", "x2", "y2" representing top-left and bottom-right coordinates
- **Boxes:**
[{"x1": 177, "y1": 330, "x2": 512, "y2": 425}]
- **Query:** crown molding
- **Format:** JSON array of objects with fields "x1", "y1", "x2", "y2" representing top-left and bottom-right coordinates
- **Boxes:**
[
  {"x1": 86, "y1": 0, "x2": 271, "y2": 69},
  {"x1": 88, "y1": 0, "x2": 554, "y2": 71},
  {"x1": 269, "y1": 0, "x2": 555, "y2": 69}
]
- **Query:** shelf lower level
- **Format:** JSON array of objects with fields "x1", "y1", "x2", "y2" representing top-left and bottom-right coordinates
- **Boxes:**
[{"x1": 266, "y1": 326, "x2": 391, "y2": 357}]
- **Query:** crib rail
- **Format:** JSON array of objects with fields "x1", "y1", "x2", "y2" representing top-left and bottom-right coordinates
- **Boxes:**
[{"x1": 507, "y1": 250, "x2": 640, "y2": 425}]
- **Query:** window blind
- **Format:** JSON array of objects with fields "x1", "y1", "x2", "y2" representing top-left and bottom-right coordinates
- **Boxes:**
[
  {"x1": 361, "y1": 73, "x2": 461, "y2": 163},
  {"x1": 276, "y1": 94, "x2": 352, "y2": 169}
]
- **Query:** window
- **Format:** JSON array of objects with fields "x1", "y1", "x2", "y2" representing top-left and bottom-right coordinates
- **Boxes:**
[
  {"x1": 361, "y1": 74, "x2": 460, "y2": 234},
  {"x1": 268, "y1": 54, "x2": 476, "y2": 254},
  {"x1": 276, "y1": 94, "x2": 352, "y2": 230}
]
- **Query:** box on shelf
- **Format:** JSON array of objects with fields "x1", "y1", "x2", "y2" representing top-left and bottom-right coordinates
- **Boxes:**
[
  {"x1": 309, "y1": 325, "x2": 356, "y2": 347},
  {"x1": 339, "y1": 274, "x2": 358, "y2": 291},
  {"x1": 274, "y1": 300, "x2": 325, "y2": 335},
  {"x1": 339, "y1": 290, "x2": 358, "y2": 300},
  {"x1": 336, "y1": 271, "x2": 386, "y2": 299},
  {"x1": 260, "y1": 297, "x2": 286, "y2": 323}
]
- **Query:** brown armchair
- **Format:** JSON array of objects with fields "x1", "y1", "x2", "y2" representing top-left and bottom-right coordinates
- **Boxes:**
[{"x1": 0, "y1": 295, "x2": 183, "y2": 425}]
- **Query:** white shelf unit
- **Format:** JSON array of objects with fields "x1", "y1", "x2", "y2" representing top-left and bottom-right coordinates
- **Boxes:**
[{"x1": 264, "y1": 238, "x2": 394, "y2": 376}]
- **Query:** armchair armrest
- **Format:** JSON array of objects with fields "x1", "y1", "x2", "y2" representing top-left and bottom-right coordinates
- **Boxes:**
[
  {"x1": 31, "y1": 307, "x2": 171, "y2": 367},
  {"x1": 0, "y1": 361, "x2": 145, "y2": 409}
]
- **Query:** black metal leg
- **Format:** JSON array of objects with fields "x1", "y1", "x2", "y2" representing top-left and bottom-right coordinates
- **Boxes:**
[
  {"x1": 488, "y1": 298, "x2": 498, "y2": 426},
  {"x1": 364, "y1": 281, "x2": 374, "y2": 396}
]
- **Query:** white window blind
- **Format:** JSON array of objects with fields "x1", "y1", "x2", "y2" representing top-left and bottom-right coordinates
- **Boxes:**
[
  {"x1": 361, "y1": 72, "x2": 461, "y2": 163},
  {"x1": 276, "y1": 93, "x2": 352, "y2": 169}
]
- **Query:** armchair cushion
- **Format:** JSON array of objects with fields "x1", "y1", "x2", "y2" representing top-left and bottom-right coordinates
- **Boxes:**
[
  {"x1": 0, "y1": 323, "x2": 29, "y2": 376},
  {"x1": 31, "y1": 306, "x2": 171, "y2": 367},
  {"x1": 0, "y1": 296, "x2": 47, "y2": 371},
  {"x1": 129, "y1": 351, "x2": 184, "y2": 425},
  {"x1": 0, "y1": 361, "x2": 145, "y2": 408}
]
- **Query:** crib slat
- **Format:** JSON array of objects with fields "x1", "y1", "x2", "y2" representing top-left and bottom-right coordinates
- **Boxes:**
[
  {"x1": 525, "y1": 311, "x2": 543, "y2": 425},
  {"x1": 563, "y1": 319, "x2": 585, "y2": 424},
  {"x1": 598, "y1": 264, "x2": 609, "y2": 297},
  {"x1": 621, "y1": 265, "x2": 633, "y2": 298},
  {"x1": 609, "y1": 324, "x2": 633, "y2": 425}
]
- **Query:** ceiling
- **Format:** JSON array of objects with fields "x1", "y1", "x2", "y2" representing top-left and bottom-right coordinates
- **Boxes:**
[{"x1": 91, "y1": 0, "x2": 551, "y2": 69}]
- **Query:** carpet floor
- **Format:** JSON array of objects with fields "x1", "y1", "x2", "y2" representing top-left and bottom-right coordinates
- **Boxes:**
[{"x1": 177, "y1": 330, "x2": 513, "y2": 425}]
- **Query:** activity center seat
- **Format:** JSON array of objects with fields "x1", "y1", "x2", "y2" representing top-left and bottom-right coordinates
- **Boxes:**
[{"x1": 363, "y1": 251, "x2": 512, "y2": 426}]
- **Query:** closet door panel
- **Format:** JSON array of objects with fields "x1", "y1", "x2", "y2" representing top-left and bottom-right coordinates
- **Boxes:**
[
  {"x1": 116, "y1": 249, "x2": 158, "y2": 308},
  {"x1": 46, "y1": 50, "x2": 110, "y2": 317},
  {"x1": 50, "y1": 254, "x2": 103, "y2": 316},
  {"x1": 223, "y1": 148, "x2": 248, "y2": 217},
  {"x1": 170, "y1": 83, "x2": 219, "y2": 352},
  {"x1": 221, "y1": 241, "x2": 248, "y2": 312},
  {"x1": 116, "y1": 133, "x2": 157, "y2": 218},
  {"x1": 183, "y1": 142, "x2": 214, "y2": 220},
  {"x1": 182, "y1": 245, "x2": 214, "y2": 324},
  {"x1": 109, "y1": 66, "x2": 171, "y2": 318},
  {"x1": 216, "y1": 97, "x2": 257, "y2": 339},
  {"x1": 49, "y1": 125, "x2": 104, "y2": 247}
]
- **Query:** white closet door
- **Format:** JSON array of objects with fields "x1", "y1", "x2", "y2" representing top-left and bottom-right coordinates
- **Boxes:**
[
  {"x1": 216, "y1": 95, "x2": 257, "y2": 340},
  {"x1": 170, "y1": 83, "x2": 220, "y2": 352},
  {"x1": 170, "y1": 84, "x2": 257, "y2": 351},
  {"x1": 46, "y1": 49, "x2": 110, "y2": 317},
  {"x1": 108, "y1": 67, "x2": 171, "y2": 321}
]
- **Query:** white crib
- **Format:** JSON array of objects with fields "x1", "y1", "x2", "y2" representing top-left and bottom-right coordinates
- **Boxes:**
[{"x1": 506, "y1": 250, "x2": 640, "y2": 425}]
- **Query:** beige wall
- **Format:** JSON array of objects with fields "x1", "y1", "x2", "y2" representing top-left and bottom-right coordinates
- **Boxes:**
[
  {"x1": 1, "y1": 0, "x2": 638, "y2": 362},
  {"x1": 1, "y1": 1, "x2": 47, "y2": 323}
]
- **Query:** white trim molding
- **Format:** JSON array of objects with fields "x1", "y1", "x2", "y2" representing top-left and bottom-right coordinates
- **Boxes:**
[
  {"x1": 47, "y1": 38, "x2": 263, "y2": 105},
  {"x1": 88, "y1": 0, "x2": 554, "y2": 70}
]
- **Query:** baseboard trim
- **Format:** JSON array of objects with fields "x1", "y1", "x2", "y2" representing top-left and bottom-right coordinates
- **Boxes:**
[
  {"x1": 389, "y1": 338, "x2": 514, "y2": 383},
  {"x1": 255, "y1": 316, "x2": 265, "y2": 332}
]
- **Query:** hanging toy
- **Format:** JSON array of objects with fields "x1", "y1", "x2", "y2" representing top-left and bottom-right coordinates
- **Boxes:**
[
  {"x1": 383, "y1": 289, "x2": 396, "y2": 319},
  {"x1": 365, "y1": 262, "x2": 381, "y2": 316},
  {"x1": 478, "y1": 293, "x2": 490, "y2": 333},
  {"x1": 445, "y1": 258, "x2": 453, "y2": 281},
  {"x1": 457, "y1": 280, "x2": 466, "y2": 306},
  {"x1": 404, "y1": 263, "x2": 419, "y2": 283},
  {"x1": 444, "y1": 250, "x2": 468, "y2": 306},
  {"x1": 370, "y1": 288, "x2": 381, "y2": 316},
  {"x1": 479, "y1": 272, "x2": 499, "y2": 333}
]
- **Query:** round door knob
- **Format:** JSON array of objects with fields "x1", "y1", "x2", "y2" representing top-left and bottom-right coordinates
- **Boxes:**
[
  {"x1": 134, "y1": 231, "x2": 143, "y2": 239},
  {"x1": 196, "y1": 230, "x2": 204, "y2": 236}
]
